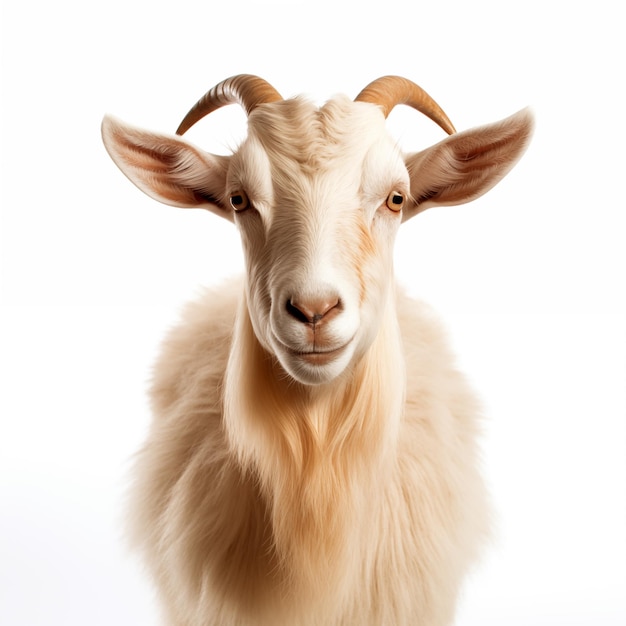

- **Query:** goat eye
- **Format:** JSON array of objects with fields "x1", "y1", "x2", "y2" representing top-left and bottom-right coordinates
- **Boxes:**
[
  {"x1": 386, "y1": 191, "x2": 405, "y2": 212},
  {"x1": 229, "y1": 191, "x2": 250, "y2": 212}
]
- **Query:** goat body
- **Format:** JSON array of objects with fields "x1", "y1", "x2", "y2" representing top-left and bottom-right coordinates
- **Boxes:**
[{"x1": 102, "y1": 76, "x2": 533, "y2": 625}]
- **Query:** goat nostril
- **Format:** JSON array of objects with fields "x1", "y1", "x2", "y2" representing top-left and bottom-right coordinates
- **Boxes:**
[
  {"x1": 286, "y1": 299, "x2": 311, "y2": 324},
  {"x1": 286, "y1": 297, "x2": 340, "y2": 324}
]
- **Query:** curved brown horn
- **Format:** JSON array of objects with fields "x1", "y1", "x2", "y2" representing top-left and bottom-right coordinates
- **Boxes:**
[
  {"x1": 176, "y1": 74, "x2": 283, "y2": 135},
  {"x1": 355, "y1": 76, "x2": 456, "y2": 135}
]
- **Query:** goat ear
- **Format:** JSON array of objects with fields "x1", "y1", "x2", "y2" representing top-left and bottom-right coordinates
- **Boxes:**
[
  {"x1": 101, "y1": 115, "x2": 233, "y2": 221},
  {"x1": 403, "y1": 108, "x2": 533, "y2": 220}
]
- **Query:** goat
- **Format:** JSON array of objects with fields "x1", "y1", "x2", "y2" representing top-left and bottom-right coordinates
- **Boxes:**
[{"x1": 102, "y1": 75, "x2": 533, "y2": 626}]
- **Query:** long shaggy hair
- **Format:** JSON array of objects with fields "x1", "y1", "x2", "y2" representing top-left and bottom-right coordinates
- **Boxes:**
[{"x1": 128, "y1": 280, "x2": 488, "y2": 625}]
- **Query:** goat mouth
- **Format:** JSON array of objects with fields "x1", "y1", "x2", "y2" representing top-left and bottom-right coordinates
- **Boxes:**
[
  {"x1": 276, "y1": 337, "x2": 353, "y2": 367},
  {"x1": 293, "y1": 345, "x2": 349, "y2": 366},
  {"x1": 272, "y1": 332, "x2": 356, "y2": 371}
]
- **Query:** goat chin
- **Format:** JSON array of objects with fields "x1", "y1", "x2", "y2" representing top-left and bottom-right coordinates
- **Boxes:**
[{"x1": 272, "y1": 338, "x2": 356, "y2": 386}]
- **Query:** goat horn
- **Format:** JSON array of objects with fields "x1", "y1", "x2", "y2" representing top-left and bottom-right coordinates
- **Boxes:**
[
  {"x1": 355, "y1": 76, "x2": 456, "y2": 135},
  {"x1": 176, "y1": 74, "x2": 283, "y2": 135}
]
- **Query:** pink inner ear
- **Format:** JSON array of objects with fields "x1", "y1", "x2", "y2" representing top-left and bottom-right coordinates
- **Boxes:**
[
  {"x1": 102, "y1": 115, "x2": 233, "y2": 218},
  {"x1": 116, "y1": 137, "x2": 172, "y2": 172},
  {"x1": 405, "y1": 109, "x2": 533, "y2": 215}
]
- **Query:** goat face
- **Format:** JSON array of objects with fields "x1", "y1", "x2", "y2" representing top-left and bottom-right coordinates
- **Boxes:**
[
  {"x1": 102, "y1": 76, "x2": 533, "y2": 386},
  {"x1": 231, "y1": 98, "x2": 406, "y2": 385}
]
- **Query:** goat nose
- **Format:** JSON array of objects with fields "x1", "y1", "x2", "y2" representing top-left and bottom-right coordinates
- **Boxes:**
[{"x1": 286, "y1": 296, "x2": 341, "y2": 324}]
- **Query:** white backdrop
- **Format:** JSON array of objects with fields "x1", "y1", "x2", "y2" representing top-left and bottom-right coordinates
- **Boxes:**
[{"x1": 1, "y1": 1, "x2": 624, "y2": 624}]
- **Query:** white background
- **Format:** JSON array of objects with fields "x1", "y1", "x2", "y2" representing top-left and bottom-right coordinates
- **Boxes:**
[{"x1": 1, "y1": 1, "x2": 624, "y2": 624}]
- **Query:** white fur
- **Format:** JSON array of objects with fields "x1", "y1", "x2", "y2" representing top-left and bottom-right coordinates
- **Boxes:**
[{"x1": 101, "y1": 82, "x2": 533, "y2": 625}]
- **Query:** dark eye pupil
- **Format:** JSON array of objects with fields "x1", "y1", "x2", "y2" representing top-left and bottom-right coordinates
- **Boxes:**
[
  {"x1": 392, "y1": 194, "x2": 403, "y2": 205},
  {"x1": 232, "y1": 195, "x2": 244, "y2": 206}
]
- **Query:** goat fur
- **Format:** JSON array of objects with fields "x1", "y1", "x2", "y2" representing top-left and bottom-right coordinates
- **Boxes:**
[
  {"x1": 102, "y1": 84, "x2": 533, "y2": 625},
  {"x1": 130, "y1": 281, "x2": 487, "y2": 625}
]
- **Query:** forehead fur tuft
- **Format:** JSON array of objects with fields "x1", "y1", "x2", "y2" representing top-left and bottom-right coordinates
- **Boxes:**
[{"x1": 247, "y1": 96, "x2": 387, "y2": 174}]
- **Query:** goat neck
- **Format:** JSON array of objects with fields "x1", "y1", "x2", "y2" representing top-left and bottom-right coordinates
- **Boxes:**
[{"x1": 222, "y1": 285, "x2": 404, "y2": 598}]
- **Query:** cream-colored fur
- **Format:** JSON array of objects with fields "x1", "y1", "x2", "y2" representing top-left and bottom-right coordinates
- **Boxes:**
[
  {"x1": 101, "y1": 78, "x2": 533, "y2": 625},
  {"x1": 129, "y1": 280, "x2": 487, "y2": 626}
]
